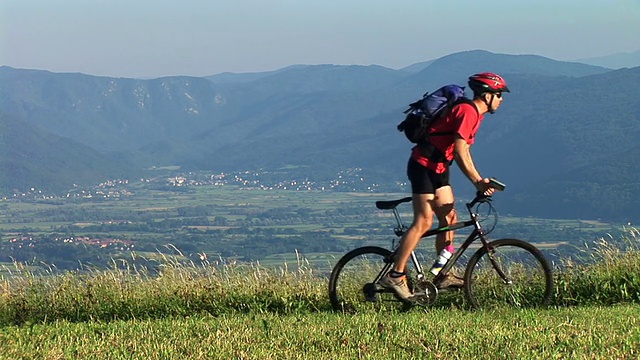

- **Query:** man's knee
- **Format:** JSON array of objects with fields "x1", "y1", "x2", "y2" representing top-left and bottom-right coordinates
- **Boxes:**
[
  {"x1": 446, "y1": 208, "x2": 457, "y2": 224},
  {"x1": 413, "y1": 214, "x2": 434, "y2": 233},
  {"x1": 436, "y1": 206, "x2": 457, "y2": 226}
]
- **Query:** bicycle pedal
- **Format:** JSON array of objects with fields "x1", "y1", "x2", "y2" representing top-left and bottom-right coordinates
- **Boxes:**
[{"x1": 363, "y1": 283, "x2": 379, "y2": 302}]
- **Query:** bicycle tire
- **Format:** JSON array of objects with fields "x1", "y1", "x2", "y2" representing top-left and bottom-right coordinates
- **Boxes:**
[
  {"x1": 328, "y1": 246, "x2": 410, "y2": 313},
  {"x1": 464, "y1": 238, "x2": 553, "y2": 309}
]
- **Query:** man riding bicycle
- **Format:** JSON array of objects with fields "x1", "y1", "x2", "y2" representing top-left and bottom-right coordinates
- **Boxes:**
[{"x1": 379, "y1": 72, "x2": 510, "y2": 300}]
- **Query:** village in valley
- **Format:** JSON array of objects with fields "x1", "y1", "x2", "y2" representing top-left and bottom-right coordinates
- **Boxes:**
[{"x1": 4, "y1": 167, "x2": 392, "y2": 201}]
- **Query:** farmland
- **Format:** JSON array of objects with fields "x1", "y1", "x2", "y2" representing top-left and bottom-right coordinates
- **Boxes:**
[{"x1": 0, "y1": 170, "x2": 628, "y2": 272}]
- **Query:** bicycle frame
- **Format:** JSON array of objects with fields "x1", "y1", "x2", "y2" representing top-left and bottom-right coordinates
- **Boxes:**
[
  {"x1": 378, "y1": 194, "x2": 497, "y2": 286},
  {"x1": 329, "y1": 192, "x2": 553, "y2": 311}
]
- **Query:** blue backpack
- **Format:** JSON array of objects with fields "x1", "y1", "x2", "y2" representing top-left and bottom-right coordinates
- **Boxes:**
[{"x1": 397, "y1": 84, "x2": 467, "y2": 144}]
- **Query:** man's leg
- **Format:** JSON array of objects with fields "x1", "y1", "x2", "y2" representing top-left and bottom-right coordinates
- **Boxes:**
[
  {"x1": 392, "y1": 193, "x2": 435, "y2": 272},
  {"x1": 378, "y1": 192, "x2": 435, "y2": 300},
  {"x1": 432, "y1": 185, "x2": 464, "y2": 288},
  {"x1": 433, "y1": 185, "x2": 456, "y2": 253}
]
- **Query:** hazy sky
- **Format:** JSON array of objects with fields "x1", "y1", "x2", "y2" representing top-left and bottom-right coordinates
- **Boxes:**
[{"x1": 2, "y1": 0, "x2": 639, "y2": 78}]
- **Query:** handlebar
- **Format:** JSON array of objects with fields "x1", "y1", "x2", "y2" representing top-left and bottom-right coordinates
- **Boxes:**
[
  {"x1": 466, "y1": 192, "x2": 493, "y2": 209},
  {"x1": 467, "y1": 178, "x2": 505, "y2": 208}
]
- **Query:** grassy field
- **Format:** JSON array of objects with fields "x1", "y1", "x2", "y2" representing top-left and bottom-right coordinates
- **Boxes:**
[
  {"x1": 1, "y1": 187, "x2": 639, "y2": 358},
  {"x1": 1, "y1": 306, "x2": 639, "y2": 359},
  {"x1": 0, "y1": 229, "x2": 639, "y2": 359}
]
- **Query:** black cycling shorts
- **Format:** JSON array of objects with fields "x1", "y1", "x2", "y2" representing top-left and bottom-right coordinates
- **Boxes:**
[{"x1": 406, "y1": 157, "x2": 450, "y2": 194}]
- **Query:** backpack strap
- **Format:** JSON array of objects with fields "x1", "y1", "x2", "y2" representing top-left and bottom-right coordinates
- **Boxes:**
[
  {"x1": 418, "y1": 98, "x2": 479, "y2": 165},
  {"x1": 425, "y1": 98, "x2": 477, "y2": 138}
]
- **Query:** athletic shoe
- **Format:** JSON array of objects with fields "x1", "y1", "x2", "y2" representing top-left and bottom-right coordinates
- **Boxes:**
[
  {"x1": 378, "y1": 273, "x2": 412, "y2": 300},
  {"x1": 437, "y1": 273, "x2": 464, "y2": 289}
]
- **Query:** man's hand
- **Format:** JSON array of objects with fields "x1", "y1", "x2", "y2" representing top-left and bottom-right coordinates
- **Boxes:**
[{"x1": 474, "y1": 178, "x2": 496, "y2": 196}]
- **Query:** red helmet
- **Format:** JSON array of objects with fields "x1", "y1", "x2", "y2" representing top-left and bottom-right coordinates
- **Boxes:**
[{"x1": 468, "y1": 72, "x2": 510, "y2": 94}]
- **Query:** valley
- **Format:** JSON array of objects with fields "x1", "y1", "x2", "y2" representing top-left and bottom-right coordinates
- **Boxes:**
[{"x1": 0, "y1": 168, "x2": 626, "y2": 272}]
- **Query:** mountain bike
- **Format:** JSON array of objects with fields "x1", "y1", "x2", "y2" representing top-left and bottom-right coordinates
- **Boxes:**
[{"x1": 328, "y1": 191, "x2": 553, "y2": 312}]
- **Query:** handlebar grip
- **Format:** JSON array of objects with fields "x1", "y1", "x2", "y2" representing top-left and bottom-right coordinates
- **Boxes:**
[{"x1": 488, "y1": 177, "x2": 506, "y2": 191}]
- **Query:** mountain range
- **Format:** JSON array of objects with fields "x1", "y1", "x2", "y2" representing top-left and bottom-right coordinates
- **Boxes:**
[
  {"x1": 574, "y1": 50, "x2": 640, "y2": 69},
  {"x1": 1, "y1": 49, "x2": 639, "y2": 221}
]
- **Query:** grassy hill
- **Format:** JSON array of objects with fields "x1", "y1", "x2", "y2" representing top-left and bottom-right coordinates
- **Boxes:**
[
  {"x1": 2, "y1": 306, "x2": 639, "y2": 359},
  {"x1": 1, "y1": 230, "x2": 639, "y2": 358}
]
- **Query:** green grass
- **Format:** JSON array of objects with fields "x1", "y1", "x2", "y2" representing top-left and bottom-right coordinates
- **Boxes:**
[
  {"x1": 1, "y1": 229, "x2": 640, "y2": 358},
  {"x1": 1, "y1": 306, "x2": 639, "y2": 359}
]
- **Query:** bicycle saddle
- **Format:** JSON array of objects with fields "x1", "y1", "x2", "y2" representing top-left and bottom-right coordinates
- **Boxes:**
[{"x1": 375, "y1": 197, "x2": 412, "y2": 210}]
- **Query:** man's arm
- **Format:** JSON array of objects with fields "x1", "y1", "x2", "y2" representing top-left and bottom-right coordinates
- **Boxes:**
[
  {"x1": 453, "y1": 136, "x2": 494, "y2": 194},
  {"x1": 453, "y1": 136, "x2": 481, "y2": 183}
]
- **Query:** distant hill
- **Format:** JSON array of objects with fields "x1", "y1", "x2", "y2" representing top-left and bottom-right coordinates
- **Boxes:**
[
  {"x1": 468, "y1": 67, "x2": 640, "y2": 220},
  {"x1": 508, "y1": 143, "x2": 640, "y2": 221},
  {"x1": 574, "y1": 50, "x2": 640, "y2": 69},
  {"x1": 402, "y1": 50, "x2": 611, "y2": 89},
  {"x1": 0, "y1": 113, "x2": 135, "y2": 193},
  {"x1": 0, "y1": 66, "x2": 240, "y2": 153},
  {"x1": 398, "y1": 60, "x2": 435, "y2": 74},
  {"x1": 1, "y1": 51, "x2": 638, "y2": 220},
  {"x1": 205, "y1": 65, "x2": 310, "y2": 84}
]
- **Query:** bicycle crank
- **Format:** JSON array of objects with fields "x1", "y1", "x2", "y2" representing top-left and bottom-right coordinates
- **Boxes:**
[
  {"x1": 363, "y1": 283, "x2": 379, "y2": 302},
  {"x1": 409, "y1": 279, "x2": 438, "y2": 305}
]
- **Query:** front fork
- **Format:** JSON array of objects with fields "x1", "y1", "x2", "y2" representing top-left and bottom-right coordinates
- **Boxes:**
[{"x1": 479, "y1": 233, "x2": 512, "y2": 285}]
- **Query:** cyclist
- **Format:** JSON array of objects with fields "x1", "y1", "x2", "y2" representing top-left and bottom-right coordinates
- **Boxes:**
[{"x1": 379, "y1": 72, "x2": 510, "y2": 300}]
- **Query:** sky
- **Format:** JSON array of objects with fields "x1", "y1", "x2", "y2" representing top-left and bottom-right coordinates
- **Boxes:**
[{"x1": 1, "y1": 0, "x2": 639, "y2": 79}]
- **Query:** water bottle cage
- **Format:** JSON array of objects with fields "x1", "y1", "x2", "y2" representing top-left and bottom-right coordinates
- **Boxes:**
[{"x1": 394, "y1": 227, "x2": 405, "y2": 237}]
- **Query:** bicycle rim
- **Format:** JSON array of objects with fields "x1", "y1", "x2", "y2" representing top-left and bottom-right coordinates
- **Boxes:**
[
  {"x1": 464, "y1": 238, "x2": 553, "y2": 309},
  {"x1": 328, "y1": 246, "x2": 410, "y2": 313}
]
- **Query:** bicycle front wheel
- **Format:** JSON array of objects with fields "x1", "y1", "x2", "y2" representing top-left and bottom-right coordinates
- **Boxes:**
[
  {"x1": 464, "y1": 238, "x2": 553, "y2": 309},
  {"x1": 328, "y1": 246, "x2": 408, "y2": 313}
]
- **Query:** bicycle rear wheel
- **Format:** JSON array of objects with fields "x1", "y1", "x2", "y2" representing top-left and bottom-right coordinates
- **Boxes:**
[
  {"x1": 328, "y1": 246, "x2": 409, "y2": 313},
  {"x1": 464, "y1": 238, "x2": 553, "y2": 309}
]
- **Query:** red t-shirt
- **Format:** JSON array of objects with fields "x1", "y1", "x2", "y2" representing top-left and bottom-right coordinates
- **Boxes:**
[{"x1": 411, "y1": 102, "x2": 483, "y2": 173}]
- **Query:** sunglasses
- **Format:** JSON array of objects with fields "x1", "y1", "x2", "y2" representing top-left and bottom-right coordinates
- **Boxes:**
[{"x1": 494, "y1": 92, "x2": 503, "y2": 98}]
